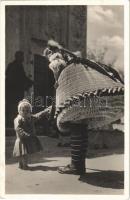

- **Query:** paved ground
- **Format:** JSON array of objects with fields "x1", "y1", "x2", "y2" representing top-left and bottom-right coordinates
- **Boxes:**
[{"x1": 5, "y1": 136, "x2": 124, "y2": 195}]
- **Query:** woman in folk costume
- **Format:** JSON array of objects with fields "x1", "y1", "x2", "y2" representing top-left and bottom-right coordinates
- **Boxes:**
[
  {"x1": 44, "y1": 40, "x2": 124, "y2": 176},
  {"x1": 13, "y1": 99, "x2": 51, "y2": 170}
]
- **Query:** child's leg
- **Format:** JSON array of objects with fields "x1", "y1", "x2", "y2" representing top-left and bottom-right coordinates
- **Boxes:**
[
  {"x1": 57, "y1": 134, "x2": 63, "y2": 146},
  {"x1": 19, "y1": 155, "x2": 29, "y2": 169},
  {"x1": 22, "y1": 155, "x2": 28, "y2": 168},
  {"x1": 18, "y1": 156, "x2": 23, "y2": 169}
]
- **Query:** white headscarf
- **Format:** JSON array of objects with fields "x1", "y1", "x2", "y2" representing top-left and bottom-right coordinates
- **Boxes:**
[{"x1": 18, "y1": 99, "x2": 32, "y2": 113}]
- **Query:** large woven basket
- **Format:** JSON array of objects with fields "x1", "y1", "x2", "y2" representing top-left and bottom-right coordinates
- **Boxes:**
[{"x1": 55, "y1": 63, "x2": 124, "y2": 132}]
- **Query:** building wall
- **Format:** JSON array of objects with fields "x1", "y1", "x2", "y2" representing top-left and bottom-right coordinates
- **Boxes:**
[
  {"x1": 5, "y1": 6, "x2": 87, "y2": 128},
  {"x1": 6, "y1": 6, "x2": 21, "y2": 67},
  {"x1": 6, "y1": 5, "x2": 87, "y2": 76}
]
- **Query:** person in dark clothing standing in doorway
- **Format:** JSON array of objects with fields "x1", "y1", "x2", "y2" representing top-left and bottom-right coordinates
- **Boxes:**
[{"x1": 6, "y1": 51, "x2": 33, "y2": 127}]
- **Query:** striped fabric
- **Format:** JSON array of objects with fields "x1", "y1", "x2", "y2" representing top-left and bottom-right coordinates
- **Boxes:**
[{"x1": 70, "y1": 124, "x2": 88, "y2": 173}]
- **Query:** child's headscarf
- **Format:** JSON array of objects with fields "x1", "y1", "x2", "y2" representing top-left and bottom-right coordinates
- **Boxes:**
[{"x1": 18, "y1": 99, "x2": 32, "y2": 113}]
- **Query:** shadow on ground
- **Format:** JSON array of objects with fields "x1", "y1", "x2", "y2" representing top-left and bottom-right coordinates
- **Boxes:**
[
  {"x1": 6, "y1": 136, "x2": 124, "y2": 165},
  {"x1": 27, "y1": 165, "x2": 58, "y2": 171},
  {"x1": 79, "y1": 169, "x2": 124, "y2": 189}
]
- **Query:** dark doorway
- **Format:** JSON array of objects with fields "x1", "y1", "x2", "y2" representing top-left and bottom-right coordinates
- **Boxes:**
[{"x1": 33, "y1": 54, "x2": 55, "y2": 112}]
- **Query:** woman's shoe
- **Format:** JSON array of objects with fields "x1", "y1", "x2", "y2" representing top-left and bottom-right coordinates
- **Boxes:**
[{"x1": 58, "y1": 164, "x2": 85, "y2": 175}]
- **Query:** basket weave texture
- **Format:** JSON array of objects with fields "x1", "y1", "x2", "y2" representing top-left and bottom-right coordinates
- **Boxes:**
[
  {"x1": 56, "y1": 63, "x2": 123, "y2": 106},
  {"x1": 56, "y1": 63, "x2": 124, "y2": 132}
]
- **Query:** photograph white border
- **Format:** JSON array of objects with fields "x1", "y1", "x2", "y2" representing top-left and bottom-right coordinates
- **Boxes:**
[{"x1": 0, "y1": 0, "x2": 129, "y2": 199}]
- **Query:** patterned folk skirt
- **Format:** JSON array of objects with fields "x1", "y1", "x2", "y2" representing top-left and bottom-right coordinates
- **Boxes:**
[
  {"x1": 13, "y1": 136, "x2": 43, "y2": 157},
  {"x1": 55, "y1": 63, "x2": 124, "y2": 133}
]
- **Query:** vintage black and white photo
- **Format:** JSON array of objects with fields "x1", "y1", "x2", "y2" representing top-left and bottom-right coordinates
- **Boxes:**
[{"x1": 0, "y1": 0, "x2": 129, "y2": 198}]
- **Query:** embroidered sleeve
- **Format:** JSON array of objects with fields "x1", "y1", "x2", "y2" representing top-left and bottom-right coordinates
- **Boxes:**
[{"x1": 14, "y1": 116, "x2": 30, "y2": 138}]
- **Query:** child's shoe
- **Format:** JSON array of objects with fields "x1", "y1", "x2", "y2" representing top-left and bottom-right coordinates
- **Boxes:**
[{"x1": 19, "y1": 161, "x2": 23, "y2": 169}]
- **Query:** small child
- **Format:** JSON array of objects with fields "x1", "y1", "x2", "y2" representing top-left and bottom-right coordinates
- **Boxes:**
[{"x1": 13, "y1": 99, "x2": 51, "y2": 170}]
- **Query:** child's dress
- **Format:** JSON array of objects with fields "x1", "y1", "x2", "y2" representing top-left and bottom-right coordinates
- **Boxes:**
[{"x1": 13, "y1": 109, "x2": 50, "y2": 157}]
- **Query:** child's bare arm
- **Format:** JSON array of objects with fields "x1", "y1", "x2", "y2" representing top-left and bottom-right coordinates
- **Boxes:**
[{"x1": 14, "y1": 116, "x2": 30, "y2": 138}]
